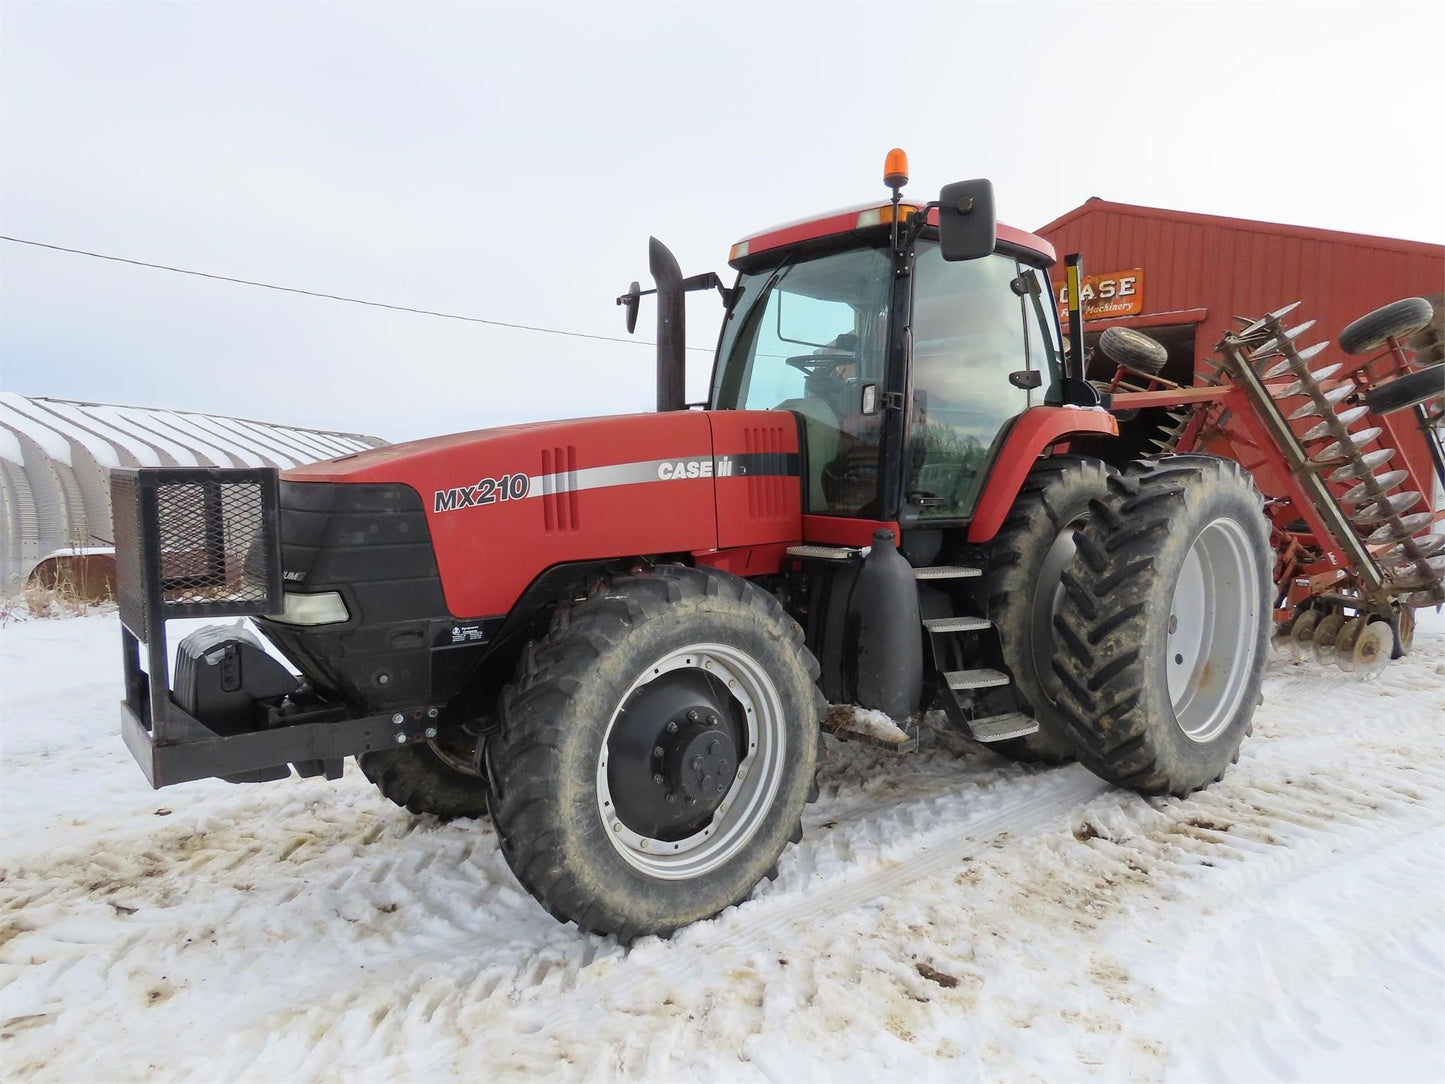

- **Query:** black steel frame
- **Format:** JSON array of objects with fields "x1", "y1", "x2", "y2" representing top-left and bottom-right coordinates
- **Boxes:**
[{"x1": 113, "y1": 467, "x2": 437, "y2": 789}]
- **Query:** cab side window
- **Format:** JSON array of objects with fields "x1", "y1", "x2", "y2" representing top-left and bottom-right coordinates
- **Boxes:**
[{"x1": 905, "y1": 248, "x2": 1030, "y2": 521}]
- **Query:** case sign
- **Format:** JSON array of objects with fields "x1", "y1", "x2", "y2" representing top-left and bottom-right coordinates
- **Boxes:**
[{"x1": 1057, "y1": 268, "x2": 1145, "y2": 319}]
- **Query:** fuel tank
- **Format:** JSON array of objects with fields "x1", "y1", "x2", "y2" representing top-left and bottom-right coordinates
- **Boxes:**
[{"x1": 282, "y1": 410, "x2": 803, "y2": 619}]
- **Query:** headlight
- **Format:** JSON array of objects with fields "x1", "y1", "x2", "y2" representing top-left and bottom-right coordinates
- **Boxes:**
[{"x1": 271, "y1": 590, "x2": 350, "y2": 626}]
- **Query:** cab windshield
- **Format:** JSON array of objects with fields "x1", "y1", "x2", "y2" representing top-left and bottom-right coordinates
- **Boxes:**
[{"x1": 711, "y1": 243, "x2": 892, "y2": 515}]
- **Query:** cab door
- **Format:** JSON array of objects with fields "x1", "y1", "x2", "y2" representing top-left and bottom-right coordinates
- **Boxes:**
[{"x1": 902, "y1": 246, "x2": 1042, "y2": 522}]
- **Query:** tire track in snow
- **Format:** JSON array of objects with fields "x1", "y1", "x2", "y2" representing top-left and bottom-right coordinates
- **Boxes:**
[
  {"x1": 4, "y1": 628, "x2": 1444, "y2": 1080},
  {"x1": 1143, "y1": 824, "x2": 1445, "y2": 1082},
  {"x1": 0, "y1": 734, "x2": 1095, "y2": 1080},
  {"x1": 199, "y1": 766, "x2": 1110, "y2": 1082}
]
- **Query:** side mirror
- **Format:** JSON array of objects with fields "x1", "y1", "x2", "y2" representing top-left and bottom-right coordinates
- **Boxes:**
[
  {"x1": 937, "y1": 179, "x2": 996, "y2": 261},
  {"x1": 616, "y1": 280, "x2": 642, "y2": 334}
]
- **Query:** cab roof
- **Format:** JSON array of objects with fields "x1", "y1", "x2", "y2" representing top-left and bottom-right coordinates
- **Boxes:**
[{"x1": 729, "y1": 200, "x2": 1056, "y2": 269}]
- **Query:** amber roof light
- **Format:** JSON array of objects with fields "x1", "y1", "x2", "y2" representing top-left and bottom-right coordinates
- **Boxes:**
[{"x1": 883, "y1": 148, "x2": 909, "y2": 191}]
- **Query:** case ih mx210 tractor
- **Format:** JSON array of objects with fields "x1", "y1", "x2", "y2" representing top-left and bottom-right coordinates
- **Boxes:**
[{"x1": 115, "y1": 153, "x2": 1280, "y2": 939}]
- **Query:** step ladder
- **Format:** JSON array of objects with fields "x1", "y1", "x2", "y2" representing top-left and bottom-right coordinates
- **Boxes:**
[
  {"x1": 786, "y1": 548, "x2": 1040, "y2": 746},
  {"x1": 917, "y1": 570, "x2": 1039, "y2": 746}
]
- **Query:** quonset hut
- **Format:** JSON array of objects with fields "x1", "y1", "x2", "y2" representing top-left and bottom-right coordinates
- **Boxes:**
[{"x1": 0, "y1": 393, "x2": 386, "y2": 592}]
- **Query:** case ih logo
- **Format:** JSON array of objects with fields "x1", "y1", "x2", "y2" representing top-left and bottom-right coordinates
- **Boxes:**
[{"x1": 1057, "y1": 268, "x2": 1144, "y2": 319}]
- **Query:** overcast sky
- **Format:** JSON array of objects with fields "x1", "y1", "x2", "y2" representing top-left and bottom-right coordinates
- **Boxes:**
[{"x1": 3, "y1": 1, "x2": 1442, "y2": 443}]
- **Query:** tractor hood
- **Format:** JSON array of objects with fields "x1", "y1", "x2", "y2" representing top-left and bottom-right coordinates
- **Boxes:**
[{"x1": 283, "y1": 410, "x2": 803, "y2": 618}]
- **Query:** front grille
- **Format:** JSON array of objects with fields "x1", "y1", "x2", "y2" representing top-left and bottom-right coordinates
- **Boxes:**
[
  {"x1": 110, "y1": 468, "x2": 283, "y2": 642},
  {"x1": 258, "y1": 480, "x2": 453, "y2": 710}
]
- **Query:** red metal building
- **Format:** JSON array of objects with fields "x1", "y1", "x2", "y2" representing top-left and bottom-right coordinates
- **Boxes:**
[{"x1": 1036, "y1": 198, "x2": 1443, "y2": 473}]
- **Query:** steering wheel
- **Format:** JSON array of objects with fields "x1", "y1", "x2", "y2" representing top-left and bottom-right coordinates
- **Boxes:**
[{"x1": 785, "y1": 352, "x2": 857, "y2": 375}]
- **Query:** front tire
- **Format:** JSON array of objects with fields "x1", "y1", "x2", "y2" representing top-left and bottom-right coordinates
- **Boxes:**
[
  {"x1": 487, "y1": 565, "x2": 824, "y2": 941},
  {"x1": 1051, "y1": 456, "x2": 1271, "y2": 796},
  {"x1": 358, "y1": 739, "x2": 489, "y2": 820}
]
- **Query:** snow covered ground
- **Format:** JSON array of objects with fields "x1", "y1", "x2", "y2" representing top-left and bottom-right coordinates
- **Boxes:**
[{"x1": 1, "y1": 608, "x2": 1442, "y2": 1082}]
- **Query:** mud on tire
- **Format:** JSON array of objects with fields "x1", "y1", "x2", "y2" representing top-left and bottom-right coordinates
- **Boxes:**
[
  {"x1": 1051, "y1": 456, "x2": 1272, "y2": 796},
  {"x1": 486, "y1": 564, "x2": 825, "y2": 941},
  {"x1": 984, "y1": 455, "x2": 1114, "y2": 764}
]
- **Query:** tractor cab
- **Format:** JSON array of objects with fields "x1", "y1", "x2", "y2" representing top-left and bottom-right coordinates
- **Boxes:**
[{"x1": 704, "y1": 157, "x2": 1072, "y2": 535}]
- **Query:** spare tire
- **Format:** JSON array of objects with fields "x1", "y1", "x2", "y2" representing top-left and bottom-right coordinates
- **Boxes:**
[
  {"x1": 1099, "y1": 326, "x2": 1168, "y2": 375},
  {"x1": 1365, "y1": 364, "x2": 1444, "y2": 415},
  {"x1": 1338, "y1": 297, "x2": 1434, "y2": 356}
]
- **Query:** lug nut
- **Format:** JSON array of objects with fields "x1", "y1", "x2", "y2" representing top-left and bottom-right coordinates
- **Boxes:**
[
  {"x1": 653, "y1": 745, "x2": 665, "y2": 758},
  {"x1": 686, "y1": 796, "x2": 697, "y2": 806},
  {"x1": 653, "y1": 773, "x2": 665, "y2": 785},
  {"x1": 391, "y1": 713, "x2": 405, "y2": 725},
  {"x1": 666, "y1": 721, "x2": 679, "y2": 734},
  {"x1": 686, "y1": 710, "x2": 700, "y2": 723},
  {"x1": 424, "y1": 727, "x2": 438, "y2": 739},
  {"x1": 394, "y1": 732, "x2": 408, "y2": 745},
  {"x1": 665, "y1": 792, "x2": 678, "y2": 804},
  {"x1": 707, "y1": 714, "x2": 718, "y2": 726},
  {"x1": 426, "y1": 707, "x2": 439, "y2": 719}
]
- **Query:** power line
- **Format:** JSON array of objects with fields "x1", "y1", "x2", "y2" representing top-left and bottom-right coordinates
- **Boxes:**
[{"x1": 0, "y1": 234, "x2": 715, "y2": 354}]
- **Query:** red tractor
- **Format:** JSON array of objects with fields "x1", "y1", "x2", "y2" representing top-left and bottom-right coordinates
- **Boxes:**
[{"x1": 117, "y1": 151, "x2": 1334, "y2": 940}]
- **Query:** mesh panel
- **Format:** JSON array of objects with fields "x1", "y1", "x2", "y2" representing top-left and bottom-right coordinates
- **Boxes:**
[
  {"x1": 110, "y1": 468, "x2": 282, "y2": 640},
  {"x1": 154, "y1": 480, "x2": 269, "y2": 603}
]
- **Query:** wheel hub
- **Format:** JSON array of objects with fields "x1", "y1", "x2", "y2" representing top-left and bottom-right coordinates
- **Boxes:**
[
  {"x1": 662, "y1": 719, "x2": 737, "y2": 803},
  {"x1": 605, "y1": 671, "x2": 740, "y2": 843},
  {"x1": 1167, "y1": 516, "x2": 1260, "y2": 743},
  {"x1": 596, "y1": 643, "x2": 786, "y2": 880}
]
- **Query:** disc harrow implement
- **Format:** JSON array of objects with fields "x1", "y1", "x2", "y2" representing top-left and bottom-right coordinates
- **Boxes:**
[{"x1": 1110, "y1": 296, "x2": 1444, "y2": 676}]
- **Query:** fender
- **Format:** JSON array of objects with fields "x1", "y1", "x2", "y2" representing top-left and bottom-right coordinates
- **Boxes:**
[{"x1": 966, "y1": 406, "x2": 1119, "y2": 544}]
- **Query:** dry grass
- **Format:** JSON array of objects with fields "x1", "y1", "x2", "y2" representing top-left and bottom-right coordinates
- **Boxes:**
[{"x1": 0, "y1": 579, "x2": 114, "y2": 625}]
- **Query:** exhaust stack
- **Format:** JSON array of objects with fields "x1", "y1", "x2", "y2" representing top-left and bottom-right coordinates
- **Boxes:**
[{"x1": 649, "y1": 237, "x2": 687, "y2": 413}]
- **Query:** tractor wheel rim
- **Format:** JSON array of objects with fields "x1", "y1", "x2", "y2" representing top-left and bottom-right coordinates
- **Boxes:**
[
  {"x1": 1034, "y1": 514, "x2": 1088, "y2": 702},
  {"x1": 1166, "y1": 517, "x2": 1260, "y2": 743},
  {"x1": 596, "y1": 642, "x2": 786, "y2": 880}
]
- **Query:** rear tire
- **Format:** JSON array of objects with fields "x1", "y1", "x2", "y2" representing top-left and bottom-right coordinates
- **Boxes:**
[
  {"x1": 487, "y1": 565, "x2": 823, "y2": 941},
  {"x1": 358, "y1": 740, "x2": 489, "y2": 820},
  {"x1": 983, "y1": 455, "x2": 1113, "y2": 764},
  {"x1": 1051, "y1": 456, "x2": 1271, "y2": 796}
]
